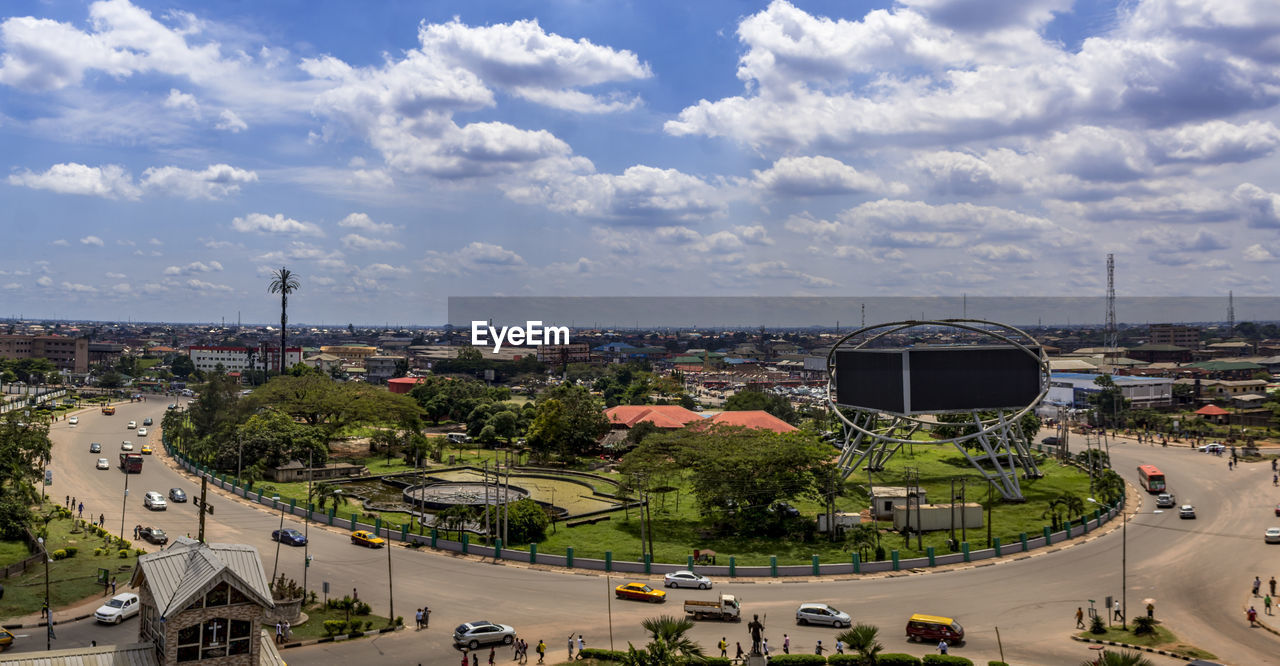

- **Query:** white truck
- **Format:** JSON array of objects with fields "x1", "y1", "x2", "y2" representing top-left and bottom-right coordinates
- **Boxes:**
[{"x1": 684, "y1": 594, "x2": 741, "y2": 622}]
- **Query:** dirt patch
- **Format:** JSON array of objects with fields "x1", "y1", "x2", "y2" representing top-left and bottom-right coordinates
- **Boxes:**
[{"x1": 328, "y1": 438, "x2": 371, "y2": 459}]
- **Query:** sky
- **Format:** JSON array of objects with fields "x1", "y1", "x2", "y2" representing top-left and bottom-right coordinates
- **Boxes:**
[{"x1": 2, "y1": 0, "x2": 1279, "y2": 326}]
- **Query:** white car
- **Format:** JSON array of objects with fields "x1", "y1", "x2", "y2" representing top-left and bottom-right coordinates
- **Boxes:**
[
  {"x1": 96, "y1": 458, "x2": 110, "y2": 470},
  {"x1": 121, "y1": 441, "x2": 134, "y2": 451},
  {"x1": 453, "y1": 621, "x2": 517, "y2": 649},
  {"x1": 1155, "y1": 493, "x2": 1175, "y2": 508},
  {"x1": 143, "y1": 491, "x2": 167, "y2": 510},
  {"x1": 1266, "y1": 528, "x2": 1280, "y2": 544},
  {"x1": 95, "y1": 593, "x2": 141, "y2": 624},
  {"x1": 1199, "y1": 443, "x2": 1225, "y2": 453},
  {"x1": 136, "y1": 428, "x2": 148, "y2": 437},
  {"x1": 127, "y1": 420, "x2": 137, "y2": 429},
  {"x1": 1179, "y1": 505, "x2": 1196, "y2": 519},
  {"x1": 664, "y1": 570, "x2": 713, "y2": 589},
  {"x1": 68, "y1": 416, "x2": 79, "y2": 425},
  {"x1": 796, "y1": 603, "x2": 851, "y2": 628}
]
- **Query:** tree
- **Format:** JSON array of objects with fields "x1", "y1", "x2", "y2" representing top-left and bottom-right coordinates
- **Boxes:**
[
  {"x1": 620, "y1": 615, "x2": 703, "y2": 665},
  {"x1": 217, "y1": 410, "x2": 328, "y2": 474},
  {"x1": 836, "y1": 623, "x2": 883, "y2": 664},
  {"x1": 483, "y1": 498, "x2": 548, "y2": 544},
  {"x1": 97, "y1": 371, "x2": 124, "y2": 389},
  {"x1": 0, "y1": 411, "x2": 52, "y2": 538},
  {"x1": 1094, "y1": 469, "x2": 1125, "y2": 505},
  {"x1": 487, "y1": 410, "x2": 520, "y2": 443},
  {"x1": 724, "y1": 389, "x2": 797, "y2": 424},
  {"x1": 525, "y1": 384, "x2": 609, "y2": 459},
  {"x1": 1089, "y1": 374, "x2": 1128, "y2": 427},
  {"x1": 170, "y1": 354, "x2": 196, "y2": 378},
  {"x1": 268, "y1": 266, "x2": 301, "y2": 375},
  {"x1": 248, "y1": 374, "x2": 423, "y2": 440}
]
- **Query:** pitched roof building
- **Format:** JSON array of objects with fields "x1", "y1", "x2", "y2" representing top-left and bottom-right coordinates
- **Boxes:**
[
  {"x1": 704, "y1": 410, "x2": 798, "y2": 433},
  {"x1": 605, "y1": 405, "x2": 703, "y2": 429}
]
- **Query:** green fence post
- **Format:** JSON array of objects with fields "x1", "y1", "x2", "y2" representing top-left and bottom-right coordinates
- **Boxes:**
[
  {"x1": 1043, "y1": 525, "x2": 1052, "y2": 545},
  {"x1": 993, "y1": 537, "x2": 1002, "y2": 557},
  {"x1": 1094, "y1": 509, "x2": 1102, "y2": 528},
  {"x1": 770, "y1": 556, "x2": 777, "y2": 577},
  {"x1": 729, "y1": 556, "x2": 736, "y2": 578},
  {"x1": 328, "y1": 507, "x2": 334, "y2": 526},
  {"x1": 605, "y1": 551, "x2": 612, "y2": 572},
  {"x1": 688, "y1": 555, "x2": 695, "y2": 572},
  {"x1": 852, "y1": 553, "x2": 860, "y2": 574},
  {"x1": 566, "y1": 547, "x2": 574, "y2": 568},
  {"x1": 927, "y1": 546, "x2": 936, "y2": 567},
  {"x1": 401, "y1": 524, "x2": 408, "y2": 541},
  {"x1": 462, "y1": 534, "x2": 469, "y2": 554},
  {"x1": 1020, "y1": 532, "x2": 1029, "y2": 552},
  {"x1": 961, "y1": 542, "x2": 970, "y2": 562},
  {"x1": 495, "y1": 538, "x2": 503, "y2": 559},
  {"x1": 289, "y1": 498, "x2": 296, "y2": 512},
  {"x1": 375, "y1": 517, "x2": 382, "y2": 534},
  {"x1": 644, "y1": 553, "x2": 651, "y2": 574},
  {"x1": 529, "y1": 543, "x2": 537, "y2": 564},
  {"x1": 350, "y1": 513, "x2": 357, "y2": 530},
  {"x1": 308, "y1": 502, "x2": 314, "y2": 521},
  {"x1": 891, "y1": 550, "x2": 900, "y2": 571},
  {"x1": 431, "y1": 528, "x2": 438, "y2": 548},
  {"x1": 1080, "y1": 516, "x2": 1088, "y2": 534}
]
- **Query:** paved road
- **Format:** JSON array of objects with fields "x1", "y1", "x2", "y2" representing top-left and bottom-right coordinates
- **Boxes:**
[{"x1": 14, "y1": 406, "x2": 1280, "y2": 665}]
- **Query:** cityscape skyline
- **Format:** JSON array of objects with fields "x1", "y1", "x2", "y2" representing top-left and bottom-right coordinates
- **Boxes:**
[{"x1": 3, "y1": 0, "x2": 1280, "y2": 324}]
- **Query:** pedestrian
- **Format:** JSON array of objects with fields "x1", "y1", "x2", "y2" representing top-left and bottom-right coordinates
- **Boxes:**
[
  {"x1": 1273, "y1": 474, "x2": 1277, "y2": 487},
  {"x1": 415, "y1": 608, "x2": 423, "y2": 629},
  {"x1": 567, "y1": 634, "x2": 574, "y2": 660},
  {"x1": 577, "y1": 634, "x2": 585, "y2": 659},
  {"x1": 489, "y1": 646, "x2": 495, "y2": 666},
  {"x1": 40, "y1": 601, "x2": 48, "y2": 618},
  {"x1": 783, "y1": 633, "x2": 790, "y2": 654},
  {"x1": 815, "y1": 640, "x2": 824, "y2": 655},
  {"x1": 473, "y1": 653, "x2": 479, "y2": 666},
  {"x1": 1076, "y1": 606, "x2": 1085, "y2": 628},
  {"x1": 462, "y1": 650, "x2": 471, "y2": 666},
  {"x1": 72, "y1": 497, "x2": 76, "y2": 512},
  {"x1": 1146, "y1": 602, "x2": 1154, "y2": 619},
  {"x1": 735, "y1": 642, "x2": 744, "y2": 660},
  {"x1": 1229, "y1": 460, "x2": 1233, "y2": 470},
  {"x1": 99, "y1": 513, "x2": 104, "y2": 527},
  {"x1": 719, "y1": 637, "x2": 728, "y2": 658},
  {"x1": 284, "y1": 620, "x2": 290, "y2": 640},
  {"x1": 77, "y1": 502, "x2": 83, "y2": 518},
  {"x1": 1271, "y1": 577, "x2": 1276, "y2": 596},
  {"x1": 1248, "y1": 606, "x2": 1259, "y2": 626},
  {"x1": 1113, "y1": 600, "x2": 1122, "y2": 622},
  {"x1": 835, "y1": 640, "x2": 844, "y2": 654},
  {"x1": 111, "y1": 577, "x2": 116, "y2": 594},
  {"x1": 1254, "y1": 576, "x2": 1262, "y2": 596},
  {"x1": 424, "y1": 605, "x2": 430, "y2": 628},
  {"x1": 537, "y1": 640, "x2": 546, "y2": 664},
  {"x1": 938, "y1": 639, "x2": 949, "y2": 655},
  {"x1": 275, "y1": 621, "x2": 283, "y2": 644},
  {"x1": 1267, "y1": 596, "x2": 1273, "y2": 616},
  {"x1": 65, "y1": 495, "x2": 70, "y2": 508}
]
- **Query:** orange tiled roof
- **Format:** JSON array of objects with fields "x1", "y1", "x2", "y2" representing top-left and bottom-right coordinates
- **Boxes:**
[
  {"x1": 705, "y1": 410, "x2": 797, "y2": 433},
  {"x1": 605, "y1": 405, "x2": 703, "y2": 429}
]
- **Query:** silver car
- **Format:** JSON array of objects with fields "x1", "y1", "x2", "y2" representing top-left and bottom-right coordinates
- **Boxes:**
[
  {"x1": 796, "y1": 602, "x2": 851, "y2": 628},
  {"x1": 664, "y1": 570, "x2": 712, "y2": 589},
  {"x1": 453, "y1": 621, "x2": 516, "y2": 650}
]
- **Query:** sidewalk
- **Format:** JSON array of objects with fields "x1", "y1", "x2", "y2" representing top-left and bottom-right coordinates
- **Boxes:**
[{"x1": 1, "y1": 587, "x2": 126, "y2": 629}]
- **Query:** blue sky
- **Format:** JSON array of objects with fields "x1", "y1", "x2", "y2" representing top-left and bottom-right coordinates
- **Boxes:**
[{"x1": 3, "y1": 0, "x2": 1279, "y2": 325}]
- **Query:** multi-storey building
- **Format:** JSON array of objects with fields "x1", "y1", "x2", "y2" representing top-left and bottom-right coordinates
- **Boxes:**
[
  {"x1": 0, "y1": 333, "x2": 88, "y2": 372},
  {"x1": 1149, "y1": 324, "x2": 1200, "y2": 348},
  {"x1": 188, "y1": 345, "x2": 302, "y2": 374}
]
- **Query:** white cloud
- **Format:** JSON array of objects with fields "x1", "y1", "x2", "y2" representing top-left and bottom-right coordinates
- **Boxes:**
[
  {"x1": 1232, "y1": 183, "x2": 1280, "y2": 229},
  {"x1": 231, "y1": 212, "x2": 324, "y2": 236},
  {"x1": 163, "y1": 88, "x2": 200, "y2": 114},
  {"x1": 753, "y1": 156, "x2": 906, "y2": 196},
  {"x1": 185, "y1": 279, "x2": 234, "y2": 292},
  {"x1": 105, "y1": 272, "x2": 126, "y2": 279},
  {"x1": 1152, "y1": 120, "x2": 1280, "y2": 164},
  {"x1": 162, "y1": 261, "x2": 223, "y2": 275},
  {"x1": 80, "y1": 235, "x2": 104, "y2": 246},
  {"x1": 507, "y1": 165, "x2": 726, "y2": 222},
  {"x1": 337, "y1": 213, "x2": 398, "y2": 235},
  {"x1": 422, "y1": 242, "x2": 525, "y2": 274},
  {"x1": 140, "y1": 164, "x2": 257, "y2": 199},
  {"x1": 51, "y1": 239, "x2": 69, "y2": 247},
  {"x1": 743, "y1": 260, "x2": 835, "y2": 287},
  {"x1": 734, "y1": 225, "x2": 775, "y2": 246},
  {"x1": 35, "y1": 276, "x2": 52, "y2": 287},
  {"x1": 215, "y1": 109, "x2": 247, "y2": 132},
  {"x1": 969, "y1": 243, "x2": 1034, "y2": 262},
  {"x1": 61, "y1": 281, "x2": 97, "y2": 293},
  {"x1": 1243, "y1": 243, "x2": 1279, "y2": 263},
  {"x1": 9, "y1": 163, "x2": 141, "y2": 199},
  {"x1": 341, "y1": 234, "x2": 403, "y2": 251}
]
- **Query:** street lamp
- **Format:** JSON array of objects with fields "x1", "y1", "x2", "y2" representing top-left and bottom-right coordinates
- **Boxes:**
[
  {"x1": 271, "y1": 496, "x2": 285, "y2": 582},
  {"x1": 1088, "y1": 495, "x2": 1126, "y2": 629}
]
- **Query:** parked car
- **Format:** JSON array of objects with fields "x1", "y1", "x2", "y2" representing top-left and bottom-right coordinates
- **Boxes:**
[
  {"x1": 96, "y1": 458, "x2": 110, "y2": 470},
  {"x1": 143, "y1": 491, "x2": 167, "y2": 511},
  {"x1": 139, "y1": 526, "x2": 168, "y2": 545},
  {"x1": 350, "y1": 530, "x2": 385, "y2": 548},
  {"x1": 664, "y1": 570, "x2": 713, "y2": 589},
  {"x1": 453, "y1": 621, "x2": 516, "y2": 650},
  {"x1": 142, "y1": 417, "x2": 153, "y2": 426},
  {"x1": 90, "y1": 442, "x2": 102, "y2": 453},
  {"x1": 273, "y1": 529, "x2": 307, "y2": 546},
  {"x1": 137, "y1": 428, "x2": 148, "y2": 437},
  {"x1": 615, "y1": 582, "x2": 667, "y2": 603},
  {"x1": 121, "y1": 441, "x2": 133, "y2": 451},
  {"x1": 94, "y1": 593, "x2": 141, "y2": 624},
  {"x1": 126, "y1": 421, "x2": 137, "y2": 429},
  {"x1": 1179, "y1": 504, "x2": 1196, "y2": 519},
  {"x1": 1041, "y1": 436, "x2": 1060, "y2": 446},
  {"x1": 68, "y1": 416, "x2": 78, "y2": 425},
  {"x1": 169, "y1": 488, "x2": 187, "y2": 502},
  {"x1": 1155, "y1": 493, "x2": 1176, "y2": 508},
  {"x1": 795, "y1": 603, "x2": 851, "y2": 628},
  {"x1": 1267, "y1": 528, "x2": 1280, "y2": 544}
]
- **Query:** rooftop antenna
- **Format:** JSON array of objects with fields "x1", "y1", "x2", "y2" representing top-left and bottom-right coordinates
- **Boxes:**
[
  {"x1": 1227, "y1": 290, "x2": 1235, "y2": 337},
  {"x1": 861, "y1": 303, "x2": 865, "y2": 328},
  {"x1": 1105, "y1": 254, "x2": 1117, "y2": 356}
]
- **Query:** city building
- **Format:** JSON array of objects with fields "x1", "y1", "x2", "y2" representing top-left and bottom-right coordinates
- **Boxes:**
[
  {"x1": 318, "y1": 344, "x2": 377, "y2": 363},
  {"x1": 1149, "y1": 324, "x2": 1200, "y2": 348},
  {"x1": 88, "y1": 341, "x2": 126, "y2": 366},
  {"x1": 387, "y1": 376, "x2": 428, "y2": 394},
  {"x1": 536, "y1": 343, "x2": 592, "y2": 365},
  {"x1": 702, "y1": 410, "x2": 798, "y2": 433},
  {"x1": 188, "y1": 345, "x2": 301, "y2": 374},
  {"x1": 364, "y1": 355, "x2": 406, "y2": 384},
  {"x1": 0, "y1": 333, "x2": 89, "y2": 373},
  {"x1": 605, "y1": 405, "x2": 702, "y2": 429},
  {"x1": 1046, "y1": 372, "x2": 1174, "y2": 409},
  {"x1": 1126, "y1": 343, "x2": 1193, "y2": 364}
]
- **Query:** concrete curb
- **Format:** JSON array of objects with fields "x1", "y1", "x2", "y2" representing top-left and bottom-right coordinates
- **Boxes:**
[
  {"x1": 278, "y1": 624, "x2": 405, "y2": 649},
  {"x1": 2, "y1": 611, "x2": 96, "y2": 629},
  {"x1": 1070, "y1": 635, "x2": 1195, "y2": 661}
]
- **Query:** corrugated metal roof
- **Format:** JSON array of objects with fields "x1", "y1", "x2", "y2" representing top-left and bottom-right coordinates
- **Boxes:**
[
  {"x1": 132, "y1": 538, "x2": 274, "y2": 618},
  {"x1": 0, "y1": 643, "x2": 158, "y2": 666}
]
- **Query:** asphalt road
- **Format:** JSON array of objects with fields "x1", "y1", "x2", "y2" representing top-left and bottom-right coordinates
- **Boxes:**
[{"x1": 14, "y1": 405, "x2": 1280, "y2": 665}]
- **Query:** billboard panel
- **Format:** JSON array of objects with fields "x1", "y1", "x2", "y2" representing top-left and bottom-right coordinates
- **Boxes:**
[
  {"x1": 835, "y1": 345, "x2": 1041, "y2": 414},
  {"x1": 834, "y1": 349, "x2": 905, "y2": 414}
]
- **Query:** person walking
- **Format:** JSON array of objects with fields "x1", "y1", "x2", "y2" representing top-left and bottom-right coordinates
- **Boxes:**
[
  {"x1": 352, "y1": 587, "x2": 358, "y2": 602},
  {"x1": 1076, "y1": 607, "x2": 1085, "y2": 629},
  {"x1": 536, "y1": 640, "x2": 546, "y2": 665},
  {"x1": 1113, "y1": 600, "x2": 1122, "y2": 622},
  {"x1": 99, "y1": 513, "x2": 104, "y2": 527},
  {"x1": 567, "y1": 634, "x2": 574, "y2": 661},
  {"x1": 783, "y1": 634, "x2": 790, "y2": 654},
  {"x1": 719, "y1": 637, "x2": 728, "y2": 658},
  {"x1": 835, "y1": 640, "x2": 844, "y2": 655},
  {"x1": 937, "y1": 639, "x2": 949, "y2": 655},
  {"x1": 461, "y1": 652, "x2": 469, "y2": 666},
  {"x1": 1271, "y1": 577, "x2": 1276, "y2": 596},
  {"x1": 735, "y1": 642, "x2": 744, "y2": 661},
  {"x1": 111, "y1": 577, "x2": 116, "y2": 594},
  {"x1": 1254, "y1": 576, "x2": 1263, "y2": 596},
  {"x1": 762, "y1": 638, "x2": 769, "y2": 657},
  {"x1": 1266, "y1": 595, "x2": 1273, "y2": 616},
  {"x1": 77, "y1": 502, "x2": 83, "y2": 518},
  {"x1": 284, "y1": 620, "x2": 290, "y2": 641},
  {"x1": 814, "y1": 640, "x2": 824, "y2": 655},
  {"x1": 1248, "y1": 606, "x2": 1259, "y2": 626},
  {"x1": 423, "y1": 605, "x2": 430, "y2": 628},
  {"x1": 415, "y1": 608, "x2": 422, "y2": 629},
  {"x1": 1146, "y1": 603, "x2": 1154, "y2": 619},
  {"x1": 576, "y1": 635, "x2": 585, "y2": 659},
  {"x1": 488, "y1": 646, "x2": 495, "y2": 666},
  {"x1": 275, "y1": 621, "x2": 283, "y2": 644},
  {"x1": 472, "y1": 653, "x2": 479, "y2": 666}
]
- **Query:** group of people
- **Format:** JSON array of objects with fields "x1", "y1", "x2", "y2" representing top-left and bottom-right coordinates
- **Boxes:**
[
  {"x1": 1250, "y1": 576, "x2": 1277, "y2": 622},
  {"x1": 414, "y1": 606, "x2": 430, "y2": 629},
  {"x1": 273, "y1": 620, "x2": 291, "y2": 644},
  {"x1": 461, "y1": 639, "x2": 540, "y2": 666}
]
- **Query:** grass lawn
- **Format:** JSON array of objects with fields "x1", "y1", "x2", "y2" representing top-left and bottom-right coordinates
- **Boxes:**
[
  {"x1": 0, "y1": 540, "x2": 32, "y2": 567},
  {"x1": 1078, "y1": 624, "x2": 1216, "y2": 661},
  {"x1": 0, "y1": 506, "x2": 140, "y2": 621},
  {"x1": 289, "y1": 602, "x2": 394, "y2": 639}
]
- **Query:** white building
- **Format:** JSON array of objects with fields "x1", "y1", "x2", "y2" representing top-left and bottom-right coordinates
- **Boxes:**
[{"x1": 188, "y1": 345, "x2": 302, "y2": 374}]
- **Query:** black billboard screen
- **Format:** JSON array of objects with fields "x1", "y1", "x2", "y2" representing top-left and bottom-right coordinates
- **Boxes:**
[{"x1": 835, "y1": 346, "x2": 1041, "y2": 414}]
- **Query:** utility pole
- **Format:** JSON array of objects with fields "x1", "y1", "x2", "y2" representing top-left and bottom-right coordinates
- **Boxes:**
[
  {"x1": 482, "y1": 461, "x2": 490, "y2": 543},
  {"x1": 120, "y1": 463, "x2": 131, "y2": 544},
  {"x1": 987, "y1": 481, "x2": 993, "y2": 548},
  {"x1": 386, "y1": 515, "x2": 395, "y2": 627},
  {"x1": 304, "y1": 448, "x2": 312, "y2": 600},
  {"x1": 960, "y1": 478, "x2": 968, "y2": 544},
  {"x1": 949, "y1": 478, "x2": 956, "y2": 548},
  {"x1": 914, "y1": 471, "x2": 923, "y2": 551},
  {"x1": 903, "y1": 468, "x2": 912, "y2": 548}
]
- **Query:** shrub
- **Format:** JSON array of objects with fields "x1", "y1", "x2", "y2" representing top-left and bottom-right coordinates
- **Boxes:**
[
  {"x1": 118, "y1": 549, "x2": 130, "y2": 558},
  {"x1": 93, "y1": 548, "x2": 106, "y2": 556},
  {"x1": 135, "y1": 548, "x2": 145, "y2": 556},
  {"x1": 354, "y1": 601, "x2": 372, "y2": 616},
  {"x1": 1131, "y1": 616, "x2": 1157, "y2": 636},
  {"x1": 1090, "y1": 615, "x2": 1106, "y2": 634},
  {"x1": 988, "y1": 662, "x2": 1010, "y2": 666},
  {"x1": 766, "y1": 655, "x2": 828, "y2": 666},
  {"x1": 922, "y1": 656, "x2": 973, "y2": 666},
  {"x1": 699, "y1": 659, "x2": 732, "y2": 666},
  {"x1": 826, "y1": 656, "x2": 860, "y2": 666},
  {"x1": 63, "y1": 547, "x2": 77, "y2": 557},
  {"x1": 323, "y1": 620, "x2": 346, "y2": 636},
  {"x1": 395, "y1": 615, "x2": 404, "y2": 626},
  {"x1": 577, "y1": 648, "x2": 626, "y2": 662},
  {"x1": 876, "y1": 655, "x2": 922, "y2": 666},
  {"x1": 51, "y1": 549, "x2": 68, "y2": 560}
]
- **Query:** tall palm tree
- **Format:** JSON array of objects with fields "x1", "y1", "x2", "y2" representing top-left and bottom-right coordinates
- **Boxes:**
[
  {"x1": 267, "y1": 267, "x2": 300, "y2": 375},
  {"x1": 836, "y1": 623, "x2": 883, "y2": 664},
  {"x1": 638, "y1": 615, "x2": 703, "y2": 660}
]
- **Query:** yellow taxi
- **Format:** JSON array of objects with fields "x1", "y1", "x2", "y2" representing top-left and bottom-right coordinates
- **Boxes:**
[
  {"x1": 0, "y1": 627, "x2": 13, "y2": 649},
  {"x1": 350, "y1": 530, "x2": 386, "y2": 548},
  {"x1": 614, "y1": 582, "x2": 666, "y2": 603},
  {"x1": 140, "y1": 444, "x2": 153, "y2": 455}
]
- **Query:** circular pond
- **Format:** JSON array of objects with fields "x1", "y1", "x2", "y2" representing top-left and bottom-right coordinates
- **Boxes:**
[{"x1": 405, "y1": 482, "x2": 531, "y2": 510}]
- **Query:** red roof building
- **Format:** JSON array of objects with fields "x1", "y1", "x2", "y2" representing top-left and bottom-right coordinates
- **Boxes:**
[
  {"x1": 605, "y1": 405, "x2": 703, "y2": 429},
  {"x1": 705, "y1": 410, "x2": 798, "y2": 433},
  {"x1": 1194, "y1": 404, "x2": 1229, "y2": 416},
  {"x1": 387, "y1": 377, "x2": 428, "y2": 394}
]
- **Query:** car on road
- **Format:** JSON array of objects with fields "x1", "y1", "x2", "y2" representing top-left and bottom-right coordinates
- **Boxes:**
[
  {"x1": 96, "y1": 458, "x2": 110, "y2": 470},
  {"x1": 0, "y1": 627, "x2": 13, "y2": 648},
  {"x1": 1041, "y1": 436, "x2": 1060, "y2": 446},
  {"x1": 127, "y1": 420, "x2": 137, "y2": 429},
  {"x1": 350, "y1": 530, "x2": 385, "y2": 548},
  {"x1": 273, "y1": 529, "x2": 307, "y2": 546},
  {"x1": 94, "y1": 593, "x2": 141, "y2": 624},
  {"x1": 140, "y1": 444, "x2": 153, "y2": 455},
  {"x1": 139, "y1": 526, "x2": 168, "y2": 545},
  {"x1": 169, "y1": 488, "x2": 187, "y2": 502},
  {"x1": 90, "y1": 442, "x2": 102, "y2": 453},
  {"x1": 1155, "y1": 493, "x2": 1175, "y2": 508},
  {"x1": 1267, "y1": 528, "x2": 1280, "y2": 544},
  {"x1": 142, "y1": 418, "x2": 153, "y2": 426},
  {"x1": 137, "y1": 428, "x2": 148, "y2": 437},
  {"x1": 143, "y1": 491, "x2": 167, "y2": 511},
  {"x1": 68, "y1": 416, "x2": 78, "y2": 425},
  {"x1": 453, "y1": 621, "x2": 516, "y2": 650},
  {"x1": 121, "y1": 441, "x2": 133, "y2": 451},
  {"x1": 1179, "y1": 505, "x2": 1196, "y2": 519},
  {"x1": 167, "y1": 403, "x2": 177, "y2": 410},
  {"x1": 664, "y1": 570, "x2": 713, "y2": 589},
  {"x1": 1199, "y1": 443, "x2": 1225, "y2": 453},
  {"x1": 795, "y1": 603, "x2": 851, "y2": 628},
  {"x1": 906, "y1": 613, "x2": 965, "y2": 644},
  {"x1": 615, "y1": 582, "x2": 666, "y2": 603}
]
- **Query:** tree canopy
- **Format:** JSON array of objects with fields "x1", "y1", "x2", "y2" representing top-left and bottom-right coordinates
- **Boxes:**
[{"x1": 247, "y1": 374, "x2": 423, "y2": 436}]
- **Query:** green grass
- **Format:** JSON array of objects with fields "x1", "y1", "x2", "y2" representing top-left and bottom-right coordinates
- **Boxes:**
[
  {"x1": 0, "y1": 540, "x2": 32, "y2": 567},
  {"x1": 0, "y1": 506, "x2": 140, "y2": 620},
  {"x1": 1078, "y1": 625, "x2": 1216, "y2": 660},
  {"x1": 289, "y1": 602, "x2": 394, "y2": 639},
  {"x1": 137, "y1": 358, "x2": 162, "y2": 371}
]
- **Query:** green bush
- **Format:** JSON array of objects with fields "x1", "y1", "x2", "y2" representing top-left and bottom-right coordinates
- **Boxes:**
[
  {"x1": 51, "y1": 549, "x2": 68, "y2": 560},
  {"x1": 354, "y1": 601, "x2": 372, "y2": 616},
  {"x1": 1090, "y1": 615, "x2": 1106, "y2": 634},
  {"x1": 922, "y1": 657, "x2": 973, "y2": 666},
  {"x1": 93, "y1": 547, "x2": 106, "y2": 556},
  {"x1": 63, "y1": 546, "x2": 77, "y2": 557},
  {"x1": 323, "y1": 620, "x2": 346, "y2": 636},
  {"x1": 348, "y1": 629, "x2": 364, "y2": 638},
  {"x1": 699, "y1": 659, "x2": 732, "y2": 666},
  {"x1": 876, "y1": 655, "x2": 922, "y2": 666},
  {"x1": 988, "y1": 662, "x2": 1010, "y2": 666},
  {"x1": 118, "y1": 549, "x2": 130, "y2": 558},
  {"x1": 395, "y1": 615, "x2": 404, "y2": 626},
  {"x1": 134, "y1": 548, "x2": 145, "y2": 556},
  {"x1": 577, "y1": 648, "x2": 627, "y2": 662},
  {"x1": 826, "y1": 656, "x2": 860, "y2": 666},
  {"x1": 766, "y1": 655, "x2": 828, "y2": 666}
]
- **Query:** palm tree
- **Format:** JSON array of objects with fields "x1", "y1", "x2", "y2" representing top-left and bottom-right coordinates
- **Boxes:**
[
  {"x1": 638, "y1": 615, "x2": 703, "y2": 660},
  {"x1": 1079, "y1": 649, "x2": 1155, "y2": 666},
  {"x1": 1061, "y1": 493, "x2": 1086, "y2": 521},
  {"x1": 837, "y1": 623, "x2": 883, "y2": 664},
  {"x1": 267, "y1": 267, "x2": 300, "y2": 375}
]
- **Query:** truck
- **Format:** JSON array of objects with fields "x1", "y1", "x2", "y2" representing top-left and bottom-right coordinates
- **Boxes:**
[
  {"x1": 119, "y1": 452, "x2": 143, "y2": 473},
  {"x1": 684, "y1": 594, "x2": 741, "y2": 622}
]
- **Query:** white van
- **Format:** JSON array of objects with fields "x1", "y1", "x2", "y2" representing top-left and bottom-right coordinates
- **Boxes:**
[{"x1": 447, "y1": 433, "x2": 470, "y2": 444}]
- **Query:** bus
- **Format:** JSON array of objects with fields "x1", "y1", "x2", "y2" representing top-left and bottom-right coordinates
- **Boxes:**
[
  {"x1": 1137, "y1": 464, "x2": 1165, "y2": 493},
  {"x1": 120, "y1": 452, "x2": 143, "y2": 473},
  {"x1": 101, "y1": 406, "x2": 116, "y2": 415}
]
